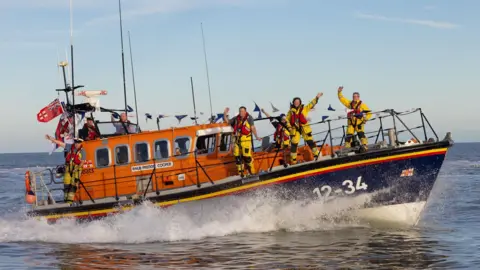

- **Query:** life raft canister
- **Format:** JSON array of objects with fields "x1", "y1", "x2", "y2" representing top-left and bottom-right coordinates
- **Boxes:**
[{"x1": 25, "y1": 171, "x2": 36, "y2": 204}]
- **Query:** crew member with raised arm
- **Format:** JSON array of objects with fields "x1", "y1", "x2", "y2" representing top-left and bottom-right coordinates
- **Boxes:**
[
  {"x1": 45, "y1": 134, "x2": 84, "y2": 205},
  {"x1": 286, "y1": 93, "x2": 323, "y2": 164},
  {"x1": 224, "y1": 106, "x2": 262, "y2": 177},
  {"x1": 261, "y1": 108, "x2": 290, "y2": 150},
  {"x1": 337, "y1": 86, "x2": 372, "y2": 148}
]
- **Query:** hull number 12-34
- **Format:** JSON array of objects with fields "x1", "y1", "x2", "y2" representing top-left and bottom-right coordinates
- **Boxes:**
[{"x1": 313, "y1": 176, "x2": 368, "y2": 202}]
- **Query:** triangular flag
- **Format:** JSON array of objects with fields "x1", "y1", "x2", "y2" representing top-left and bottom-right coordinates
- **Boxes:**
[
  {"x1": 175, "y1": 115, "x2": 188, "y2": 124},
  {"x1": 215, "y1": 113, "x2": 224, "y2": 123},
  {"x1": 270, "y1": 102, "x2": 279, "y2": 113},
  {"x1": 322, "y1": 115, "x2": 329, "y2": 122},
  {"x1": 145, "y1": 113, "x2": 152, "y2": 122},
  {"x1": 328, "y1": 104, "x2": 335, "y2": 111},
  {"x1": 157, "y1": 114, "x2": 166, "y2": 119},
  {"x1": 127, "y1": 105, "x2": 134, "y2": 112},
  {"x1": 253, "y1": 102, "x2": 262, "y2": 119}
]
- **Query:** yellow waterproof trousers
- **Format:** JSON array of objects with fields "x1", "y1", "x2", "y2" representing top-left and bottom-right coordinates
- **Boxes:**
[
  {"x1": 64, "y1": 167, "x2": 81, "y2": 204},
  {"x1": 289, "y1": 128, "x2": 319, "y2": 164},
  {"x1": 345, "y1": 122, "x2": 368, "y2": 148},
  {"x1": 233, "y1": 135, "x2": 255, "y2": 176}
]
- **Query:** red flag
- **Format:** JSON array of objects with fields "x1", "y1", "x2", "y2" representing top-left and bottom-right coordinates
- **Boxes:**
[{"x1": 37, "y1": 99, "x2": 64, "y2": 123}]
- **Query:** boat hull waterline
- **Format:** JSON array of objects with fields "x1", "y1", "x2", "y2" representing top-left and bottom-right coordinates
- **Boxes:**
[{"x1": 28, "y1": 141, "x2": 450, "y2": 224}]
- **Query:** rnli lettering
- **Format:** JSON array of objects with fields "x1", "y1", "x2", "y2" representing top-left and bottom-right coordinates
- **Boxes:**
[
  {"x1": 131, "y1": 161, "x2": 174, "y2": 172},
  {"x1": 313, "y1": 176, "x2": 368, "y2": 202}
]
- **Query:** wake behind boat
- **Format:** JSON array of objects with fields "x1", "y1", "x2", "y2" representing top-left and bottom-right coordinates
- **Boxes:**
[{"x1": 25, "y1": 78, "x2": 453, "y2": 226}]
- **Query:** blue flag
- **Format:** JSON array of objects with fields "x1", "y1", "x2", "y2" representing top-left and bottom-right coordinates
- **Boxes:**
[
  {"x1": 215, "y1": 113, "x2": 224, "y2": 123},
  {"x1": 175, "y1": 115, "x2": 188, "y2": 124},
  {"x1": 322, "y1": 115, "x2": 329, "y2": 122},
  {"x1": 145, "y1": 113, "x2": 152, "y2": 122},
  {"x1": 253, "y1": 102, "x2": 262, "y2": 119},
  {"x1": 328, "y1": 104, "x2": 335, "y2": 111}
]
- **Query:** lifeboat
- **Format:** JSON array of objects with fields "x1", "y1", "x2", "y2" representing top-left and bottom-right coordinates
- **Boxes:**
[{"x1": 26, "y1": 85, "x2": 454, "y2": 226}]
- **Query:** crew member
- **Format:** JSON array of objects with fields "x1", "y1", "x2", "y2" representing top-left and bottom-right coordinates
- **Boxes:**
[
  {"x1": 81, "y1": 117, "x2": 100, "y2": 141},
  {"x1": 45, "y1": 134, "x2": 84, "y2": 205},
  {"x1": 224, "y1": 106, "x2": 262, "y2": 177},
  {"x1": 337, "y1": 86, "x2": 372, "y2": 148},
  {"x1": 111, "y1": 112, "x2": 138, "y2": 134},
  {"x1": 286, "y1": 93, "x2": 323, "y2": 164},
  {"x1": 261, "y1": 108, "x2": 290, "y2": 149}
]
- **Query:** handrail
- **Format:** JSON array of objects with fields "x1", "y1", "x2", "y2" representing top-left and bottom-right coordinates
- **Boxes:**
[{"x1": 30, "y1": 107, "x2": 439, "y2": 207}]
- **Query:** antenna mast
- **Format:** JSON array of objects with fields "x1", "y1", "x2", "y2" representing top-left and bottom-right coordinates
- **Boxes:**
[
  {"x1": 128, "y1": 31, "x2": 139, "y2": 125},
  {"x1": 200, "y1": 23, "x2": 214, "y2": 122},
  {"x1": 190, "y1": 77, "x2": 198, "y2": 125},
  {"x1": 70, "y1": 0, "x2": 76, "y2": 137},
  {"x1": 118, "y1": 0, "x2": 128, "y2": 116}
]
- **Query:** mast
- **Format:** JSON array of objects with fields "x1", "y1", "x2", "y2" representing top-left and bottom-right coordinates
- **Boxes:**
[
  {"x1": 70, "y1": 0, "x2": 76, "y2": 137},
  {"x1": 118, "y1": 0, "x2": 128, "y2": 116},
  {"x1": 200, "y1": 22, "x2": 213, "y2": 122},
  {"x1": 128, "y1": 31, "x2": 139, "y2": 125},
  {"x1": 190, "y1": 77, "x2": 198, "y2": 125}
]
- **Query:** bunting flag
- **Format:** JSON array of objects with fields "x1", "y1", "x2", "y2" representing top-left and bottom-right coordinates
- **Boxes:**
[
  {"x1": 322, "y1": 115, "x2": 329, "y2": 122},
  {"x1": 214, "y1": 113, "x2": 224, "y2": 123},
  {"x1": 253, "y1": 102, "x2": 262, "y2": 119},
  {"x1": 37, "y1": 98, "x2": 64, "y2": 123},
  {"x1": 145, "y1": 113, "x2": 153, "y2": 122},
  {"x1": 270, "y1": 102, "x2": 279, "y2": 113},
  {"x1": 175, "y1": 115, "x2": 188, "y2": 124},
  {"x1": 328, "y1": 104, "x2": 335, "y2": 111}
]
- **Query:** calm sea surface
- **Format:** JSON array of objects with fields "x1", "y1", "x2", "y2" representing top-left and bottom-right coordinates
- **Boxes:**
[{"x1": 0, "y1": 143, "x2": 479, "y2": 269}]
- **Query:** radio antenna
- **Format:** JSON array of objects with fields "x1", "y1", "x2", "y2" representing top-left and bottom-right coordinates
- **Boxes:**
[{"x1": 200, "y1": 23, "x2": 214, "y2": 122}]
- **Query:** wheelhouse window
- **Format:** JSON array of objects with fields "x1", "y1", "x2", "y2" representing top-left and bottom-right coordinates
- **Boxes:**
[
  {"x1": 154, "y1": 139, "x2": 170, "y2": 160},
  {"x1": 196, "y1": 134, "x2": 217, "y2": 155},
  {"x1": 219, "y1": 133, "x2": 232, "y2": 152},
  {"x1": 135, "y1": 142, "x2": 150, "y2": 163},
  {"x1": 174, "y1": 137, "x2": 191, "y2": 157},
  {"x1": 115, "y1": 145, "x2": 130, "y2": 165},
  {"x1": 95, "y1": 148, "x2": 110, "y2": 167}
]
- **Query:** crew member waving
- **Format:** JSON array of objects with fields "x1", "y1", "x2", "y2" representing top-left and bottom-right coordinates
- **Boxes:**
[
  {"x1": 337, "y1": 86, "x2": 372, "y2": 148},
  {"x1": 224, "y1": 106, "x2": 262, "y2": 177},
  {"x1": 261, "y1": 108, "x2": 290, "y2": 149},
  {"x1": 286, "y1": 93, "x2": 322, "y2": 164},
  {"x1": 46, "y1": 134, "x2": 84, "y2": 204}
]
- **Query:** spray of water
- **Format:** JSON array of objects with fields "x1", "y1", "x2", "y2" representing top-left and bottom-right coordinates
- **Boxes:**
[{"x1": 0, "y1": 190, "x2": 371, "y2": 244}]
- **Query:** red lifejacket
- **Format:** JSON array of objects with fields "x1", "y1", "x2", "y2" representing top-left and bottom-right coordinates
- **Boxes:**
[
  {"x1": 234, "y1": 113, "x2": 251, "y2": 136},
  {"x1": 66, "y1": 146, "x2": 82, "y2": 166},
  {"x1": 290, "y1": 105, "x2": 308, "y2": 126},
  {"x1": 274, "y1": 124, "x2": 289, "y2": 142},
  {"x1": 347, "y1": 100, "x2": 362, "y2": 119},
  {"x1": 87, "y1": 125, "x2": 99, "y2": 140}
]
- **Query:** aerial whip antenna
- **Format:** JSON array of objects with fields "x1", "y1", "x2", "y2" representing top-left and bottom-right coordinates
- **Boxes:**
[
  {"x1": 128, "y1": 31, "x2": 139, "y2": 125},
  {"x1": 200, "y1": 23, "x2": 214, "y2": 122},
  {"x1": 190, "y1": 77, "x2": 198, "y2": 125},
  {"x1": 118, "y1": 0, "x2": 128, "y2": 117},
  {"x1": 69, "y1": 0, "x2": 77, "y2": 137}
]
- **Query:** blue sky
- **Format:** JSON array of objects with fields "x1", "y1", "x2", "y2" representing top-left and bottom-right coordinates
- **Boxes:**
[{"x1": 0, "y1": 0, "x2": 477, "y2": 153}]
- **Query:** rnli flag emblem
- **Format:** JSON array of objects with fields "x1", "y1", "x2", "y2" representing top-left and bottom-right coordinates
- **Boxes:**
[{"x1": 400, "y1": 168, "x2": 414, "y2": 177}]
